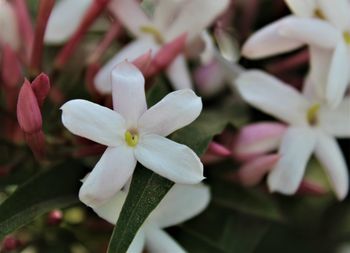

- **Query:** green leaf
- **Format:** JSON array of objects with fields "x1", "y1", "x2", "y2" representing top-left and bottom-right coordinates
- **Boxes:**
[
  {"x1": 107, "y1": 166, "x2": 173, "y2": 253},
  {"x1": 0, "y1": 161, "x2": 85, "y2": 240}
]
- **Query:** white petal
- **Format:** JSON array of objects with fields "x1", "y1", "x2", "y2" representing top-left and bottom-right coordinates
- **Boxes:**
[
  {"x1": 108, "y1": 0, "x2": 152, "y2": 37},
  {"x1": 94, "y1": 38, "x2": 159, "y2": 94},
  {"x1": 138, "y1": 89, "x2": 202, "y2": 136},
  {"x1": 318, "y1": 0, "x2": 350, "y2": 30},
  {"x1": 235, "y1": 70, "x2": 309, "y2": 125},
  {"x1": 0, "y1": 0, "x2": 20, "y2": 50},
  {"x1": 315, "y1": 131, "x2": 349, "y2": 200},
  {"x1": 285, "y1": 0, "x2": 316, "y2": 17},
  {"x1": 319, "y1": 97, "x2": 350, "y2": 137},
  {"x1": 111, "y1": 61, "x2": 147, "y2": 127},
  {"x1": 127, "y1": 229, "x2": 146, "y2": 253},
  {"x1": 79, "y1": 146, "x2": 136, "y2": 208},
  {"x1": 267, "y1": 127, "x2": 316, "y2": 194},
  {"x1": 135, "y1": 134, "x2": 204, "y2": 184},
  {"x1": 153, "y1": 0, "x2": 186, "y2": 32},
  {"x1": 325, "y1": 40, "x2": 350, "y2": 108},
  {"x1": 278, "y1": 17, "x2": 340, "y2": 49},
  {"x1": 45, "y1": 0, "x2": 92, "y2": 44},
  {"x1": 149, "y1": 183, "x2": 210, "y2": 228},
  {"x1": 93, "y1": 191, "x2": 127, "y2": 224},
  {"x1": 145, "y1": 227, "x2": 186, "y2": 253},
  {"x1": 241, "y1": 16, "x2": 304, "y2": 59},
  {"x1": 61, "y1": 99, "x2": 125, "y2": 146},
  {"x1": 164, "y1": 0, "x2": 229, "y2": 42},
  {"x1": 165, "y1": 54, "x2": 193, "y2": 90}
]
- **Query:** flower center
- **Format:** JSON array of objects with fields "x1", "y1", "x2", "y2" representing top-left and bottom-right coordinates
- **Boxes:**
[
  {"x1": 314, "y1": 9, "x2": 325, "y2": 19},
  {"x1": 344, "y1": 32, "x2": 350, "y2": 45},
  {"x1": 306, "y1": 103, "x2": 320, "y2": 126},
  {"x1": 125, "y1": 129, "x2": 139, "y2": 147},
  {"x1": 140, "y1": 25, "x2": 164, "y2": 44}
]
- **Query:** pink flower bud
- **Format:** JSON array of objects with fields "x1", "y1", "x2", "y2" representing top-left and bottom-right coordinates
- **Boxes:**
[
  {"x1": 31, "y1": 73, "x2": 51, "y2": 107},
  {"x1": 17, "y1": 79, "x2": 42, "y2": 133},
  {"x1": 232, "y1": 122, "x2": 287, "y2": 161},
  {"x1": 132, "y1": 50, "x2": 152, "y2": 74},
  {"x1": 207, "y1": 141, "x2": 231, "y2": 157},
  {"x1": 25, "y1": 130, "x2": 46, "y2": 160},
  {"x1": 296, "y1": 180, "x2": 327, "y2": 196},
  {"x1": 47, "y1": 209, "x2": 63, "y2": 226},
  {"x1": 2, "y1": 236, "x2": 20, "y2": 252},
  {"x1": 233, "y1": 154, "x2": 280, "y2": 187}
]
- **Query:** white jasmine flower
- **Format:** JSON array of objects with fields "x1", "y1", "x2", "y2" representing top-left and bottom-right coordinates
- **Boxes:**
[
  {"x1": 61, "y1": 61, "x2": 204, "y2": 208},
  {"x1": 93, "y1": 183, "x2": 210, "y2": 253},
  {"x1": 94, "y1": 0, "x2": 229, "y2": 93},
  {"x1": 242, "y1": 0, "x2": 350, "y2": 107},
  {"x1": 236, "y1": 70, "x2": 350, "y2": 200}
]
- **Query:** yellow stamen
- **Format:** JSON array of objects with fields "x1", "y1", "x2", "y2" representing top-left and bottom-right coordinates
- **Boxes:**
[
  {"x1": 307, "y1": 103, "x2": 321, "y2": 125},
  {"x1": 314, "y1": 9, "x2": 325, "y2": 19},
  {"x1": 140, "y1": 25, "x2": 164, "y2": 44},
  {"x1": 125, "y1": 130, "x2": 139, "y2": 147},
  {"x1": 344, "y1": 32, "x2": 350, "y2": 45}
]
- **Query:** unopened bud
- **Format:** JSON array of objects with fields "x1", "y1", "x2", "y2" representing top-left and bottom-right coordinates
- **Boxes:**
[
  {"x1": 47, "y1": 209, "x2": 63, "y2": 226},
  {"x1": 31, "y1": 73, "x2": 50, "y2": 107}
]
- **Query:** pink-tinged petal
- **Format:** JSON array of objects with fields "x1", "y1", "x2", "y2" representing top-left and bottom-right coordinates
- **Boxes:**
[
  {"x1": 164, "y1": 0, "x2": 230, "y2": 43},
  {"x1": 149, "y1": 183, "x2": 210, "y2": 228},
  {"x1": 241, "y1": 16, "x2": 304, "y2": 59},
  {"x1": 45, "y1": 0, "x2": 92, "y2": 44},
  {"x1": 17, "y1": 79, "x2": 42, "y2": 133},
  {"x1": 108, "y1": 0, "x2": 152, "y2": 37},
  {"x1": 285, "y1": 0, "x2": 316, "y2": 17},
  {"x1": 111, "y1": 61, "x2": 147, "y2": 127},
  {"x1": 318, "y1": 0, "x2": 350, "y2": 30},
  {"x1": 267, "y1": 127, "x2": 317, "y2": 194},
  {"x1": 165, "y1": 54, "x2": 193, "y2": 89},
  {"x1": 145, "y1": 226, "x2": 186, "y2": 253},
  {"x1": 0, "y1": 1, "x2": 20, "y2": 50},
  {"x1": 138, "y1": 89, "x2": 202, "y2": 136},
  {"x1": 315, "y1": 131, "x2": 348, "y2": 200},
  {"x1": 61, "y1": 99, "x2": 126, "y2": 146},
  {"x1": 94, "y1": 38, "x2": 159, "y2": 94},
  {"x1": 235, "y1": 70, "x2": 309, "y2": 125},
  {"x1": 325, "y1": 40, "x2": 350, "y2": 108},
  {"x1": 319, "y1": 97, "x2": 350, "y2": 137},
  {"x1": 278, "y1": 17, "x2": 340, "y2": 49},
  {"x1": 79, "y1": 146, "x2": 136, "y2": 208},
  {"x1": 236, "y1": 154, "x2": 280, "y2": 187},
  {"x1": 135, "y1": 134, "x2": 204, "y2": 184},
  {"x1": 232, "y1": 122, "x2": 287, "y2": 161},
  {"x1": 207, "y1": 141, "x2": 231, "y2": 157},
  {"x1": 296, "y1": 179, "x2": 327, "y2": 196},
  {"x1": 31, "y1": 73, "x2": 51, "y2": 107}
]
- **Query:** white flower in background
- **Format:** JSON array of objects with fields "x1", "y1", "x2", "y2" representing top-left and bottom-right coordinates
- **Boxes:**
[
  {"x1": 0, "y1": 0, "x2": 20, "y2": 51},
  {"x1": 242, "y1": 0, "x2": 350, "y2": 107},
  {"x1": 236, "y1": 70, "x2": 350, "y2": 200},
  {"x1": 44, "y1": 0, "x2": 92, "y2": 44},
  {"x1": 94, "y1": 0, "x2": 229, "y2": 93},
  {"x1": 93, "y1": 183, "x2": 210, "y2": 253},
  {"x1": 61, "y1": 61, "x2": 204, "y2": 208}
]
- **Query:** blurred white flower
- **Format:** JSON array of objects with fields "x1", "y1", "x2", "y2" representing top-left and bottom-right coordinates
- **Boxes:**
[
  {"x1": 236, "y1": 70, "x2": 350, "y2": 200},
  {"x1": 94, "y1": 0, "x2": 229, "y2": 93},
  {"x1": 0, "y1": 0, "x2": 20, "y2": 50},
  {"x1": 61, "y1": 61, "x2": 204, "y2": 208},
  {"x1": 242, "y1": 0, "x2": 350, "y2": 107},
  {"x1": 93, "y1": 183, "x2": 210, "y2": 253}
]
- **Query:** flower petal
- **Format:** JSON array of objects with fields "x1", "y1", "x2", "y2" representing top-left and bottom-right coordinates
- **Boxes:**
[
  {"x1": 319, "y1": 97, "x2": 350, "y2": 137},
  {"x1": 45, "y1": 0, "x2": 92, "y2": 44},
  {"x1": 285, "y1": 0, "x2": 316, "y2": 17},
  {"x1": 315, "y1": 131, "x2": 349, "y2": 200},
  {"x1": 318, "y1": 0, "x2": 350, "y2": 30},
  {"x1": 242, "y1": 16, "x2": 304, "y2": 59},
  {"x1": 145, "y1": 227, "x2": 186, "y2": 253},
  {"x1": 164, "y1": 0, "x2": 229, "y2": 43},
  {"x1": 149, "y1": 183, "x2": 210, "y2": 228},
  {"x1": 325, "y1": 40, "x2": 350, "y2": 108},
  {"x1": 153, "y1": 0, "x2": 186, "y2": 31},
  {"x1": 235, "y1": 70, "x2": 309, "y2": 125},
  {"x1": 79, "y1": 146, "x2": 136, "y2": 208},
  {"x1": 108, "y1": 0, "x2": 152, "y2": 37},
  {"x1": 165, "y1": 54, "x2": 193, "y2": 90},
  {"x1": 138, "y1": 89, "x2": 202, "y2": 136},
  {"x1": 61, "y1": 99, "x2": 125, "y2": 146},
  {"x1": 93, "y1": 191, "x2": 127, "y2": 224},
  {"x1": 135, "y1": 134, "x2": 204, "y2": 184},
  {"x1": 94, "y1": 38, "x2": 159, "y2": 94},
  {"x1": 267, "y1": 127, "x2": 316, "y2": 194},
  {"x1": 127, "y1": 229, "x2": 146, "y2": 253},
  {"x1": 0, "y1": 0, "x2": 20, "y2": 50},
  {"x1": 111, "y1": 61, "x2": 147, "y2": 127}
]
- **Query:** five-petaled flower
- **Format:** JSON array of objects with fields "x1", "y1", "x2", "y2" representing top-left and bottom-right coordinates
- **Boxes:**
[
  {"x1": 236, "y1": 70, "x2": 350, "y2": 200},
  {"x1": 61, "y1": 61, "x2": 204, "y2": 208}
]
